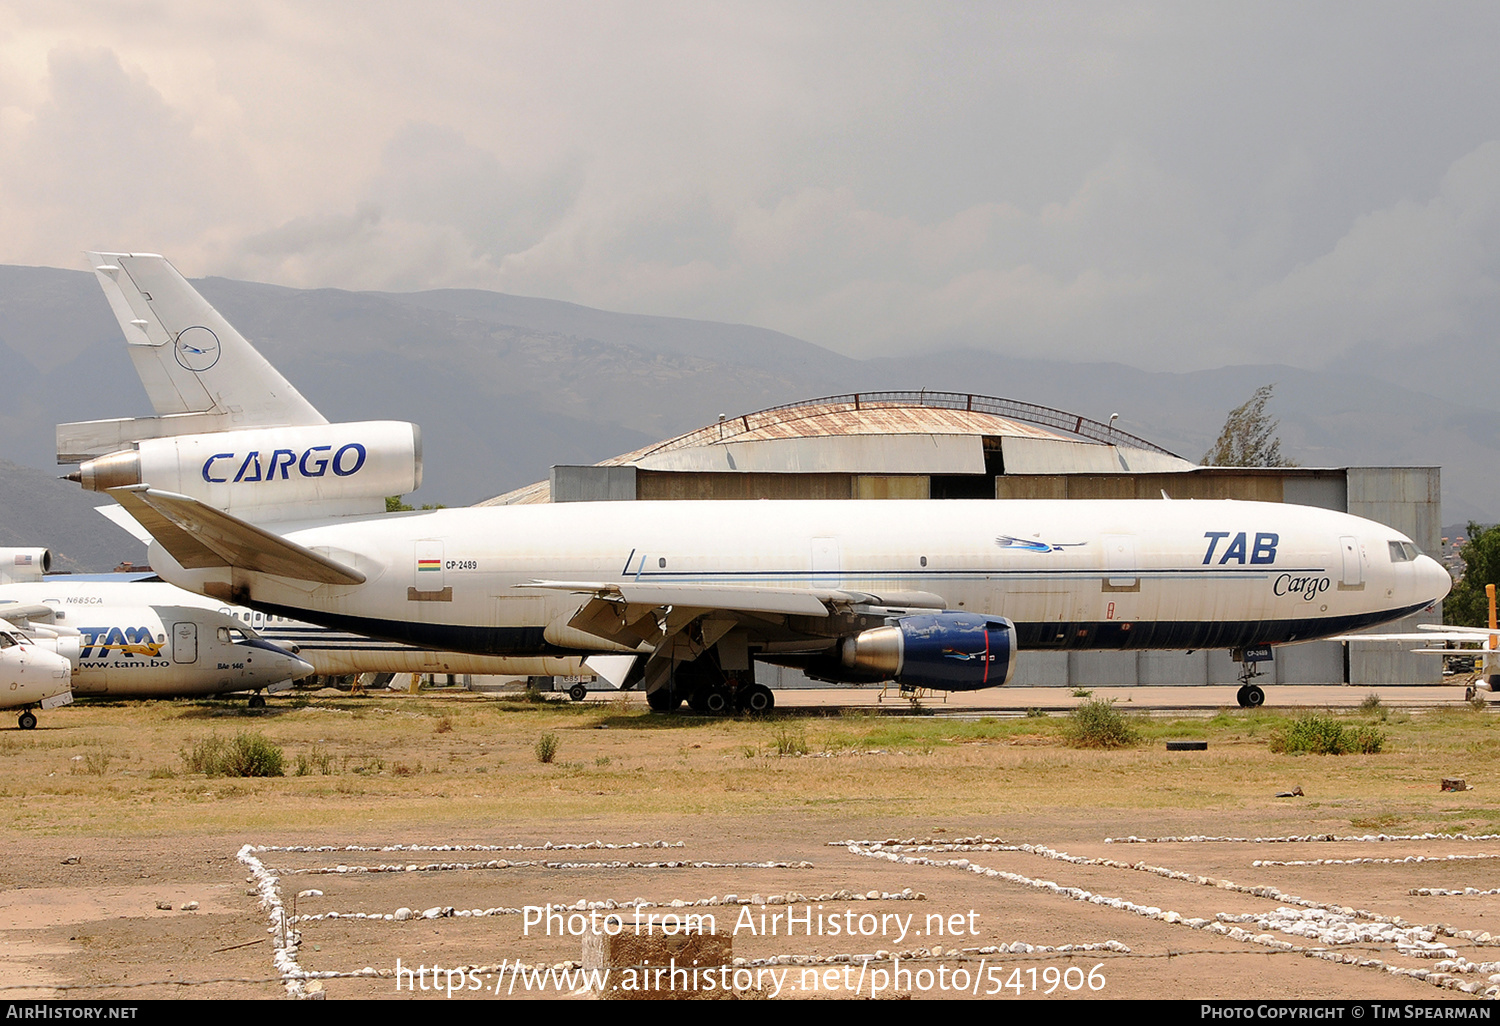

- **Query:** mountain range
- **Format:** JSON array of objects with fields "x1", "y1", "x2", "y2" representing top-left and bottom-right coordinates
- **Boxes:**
[{"x1": 0, "y1": 262, "x2": 1490, "y2": 571}]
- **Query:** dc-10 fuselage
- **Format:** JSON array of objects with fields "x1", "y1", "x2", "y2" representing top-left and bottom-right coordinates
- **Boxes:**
[{"x1": 142, "y1": 496, "x2": 1450, "y2": 697}]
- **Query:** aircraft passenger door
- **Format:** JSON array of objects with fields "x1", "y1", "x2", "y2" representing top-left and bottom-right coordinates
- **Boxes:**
[
  {"x1": 172, "y1": 622, "x2": 198, "y2": 664},
  {"x1": 810, "y1": 538, "x2": 842, "y2": 589},
  {"x1": 1339, "y1": 536, "x2": 1364, "y2": 589}
]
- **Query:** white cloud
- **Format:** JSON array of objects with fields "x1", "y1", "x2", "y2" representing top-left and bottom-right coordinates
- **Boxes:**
[{"x1": 1, "y1": 3, "x2": 1498, "y2": 372}]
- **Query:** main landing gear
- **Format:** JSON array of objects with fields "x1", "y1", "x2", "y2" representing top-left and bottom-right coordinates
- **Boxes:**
[
  {"x1": 645, "y1": 659, "x2": 775, "y2": 715},
  {"x1": 17, "y1": 710, "x2": 37, "y2": 730}
]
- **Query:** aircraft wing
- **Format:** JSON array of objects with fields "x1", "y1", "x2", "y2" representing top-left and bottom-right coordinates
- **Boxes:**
[
  {"x1": 1334, "y1": 627, "x2": 1500, "y2": 660},
  {"x1": 107, "y1": 486, "x2": 366, "y2": 586},
  {"x1": 0, "y1": 604, "x2": 59, "y2": 627},
  {"x1": 1334, "y1": 628, "x2": 1497, "y2": 644},
  {"x1": 523, "y1": 579, "x2": 946, "y2": 655},
  {"x1": 524, "y1": 580, "x2": 835, "y2": 616}
]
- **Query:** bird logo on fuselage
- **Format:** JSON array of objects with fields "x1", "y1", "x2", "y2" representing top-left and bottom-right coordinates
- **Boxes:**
[{"x1": 994, "y1": 535, "x2": 1087, "y2": 553}]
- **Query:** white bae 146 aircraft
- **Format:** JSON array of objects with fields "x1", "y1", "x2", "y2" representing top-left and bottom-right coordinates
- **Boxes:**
[
  {"x1": 60, "y1": 253, "x2": 1451, "y2": 713},
  {"x1": 0, "y1": 548, "x2": 313, "y2": 725},
  {"x1": 0, "y1": 550, "x2": 74, "y2": 728}
]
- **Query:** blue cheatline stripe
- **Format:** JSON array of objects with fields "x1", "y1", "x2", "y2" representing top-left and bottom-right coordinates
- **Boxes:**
[{"x1": 250, "y1": 600, "x2": 1434, "y2": 660}]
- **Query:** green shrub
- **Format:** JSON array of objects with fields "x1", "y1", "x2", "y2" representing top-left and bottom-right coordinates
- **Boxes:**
[
  {"x1": 183, "y1": 732, "x2": 285, "y2": 777},
  {"x1": 771, "y1": 724, "x2": 808, "y2": 757},
  {"x1": 535, "y1": 732, "x2": 560, "y2": 764},
  {"x1": 1064, "y1": 699, "x2": 1140, "y2": 748},
  {"x1": 1269, "y1": 714, "x2": 1384, "y2": 755},
  {"x1": 294, "y1": 746, "x2": 335, "y2": 776}
]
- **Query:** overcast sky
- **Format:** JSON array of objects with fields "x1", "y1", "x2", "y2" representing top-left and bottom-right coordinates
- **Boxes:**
[{"x1": 2, "y1": 2, "x2": 1497, "y2": 371}]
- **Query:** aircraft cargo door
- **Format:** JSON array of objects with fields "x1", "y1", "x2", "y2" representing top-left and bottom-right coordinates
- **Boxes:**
[
  {"x1": 810, "y1": 538, "x2": 842, "y2": 589},
  {"x1": 173, "y1": 622, "x2": 198, "y2": 664},
  {"x1": 1103, "y1": 534, "x2": 1139, "y2": 590}
]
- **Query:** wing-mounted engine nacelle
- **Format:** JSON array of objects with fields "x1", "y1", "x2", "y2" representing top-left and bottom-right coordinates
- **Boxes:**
[
  {"x1": 19, "y1": 624, "x2": 82, "y2": 666},
  {"x1": 840, "y1": 611, "x2": 1018, "y2": 691},
  {"x1": 69, "y1": 421, "x2": 422, "y2": 519},
  {"x1": 0, "y1": 548, "x2": 52, "y2": 585}
]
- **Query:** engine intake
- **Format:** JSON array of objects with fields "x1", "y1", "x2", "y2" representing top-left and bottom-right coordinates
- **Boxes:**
[
  {"x1": 0, "y1": 548, "x2": 52, "y2": 585},
  {"x1": 840, "y1": 611, "x2": 1017, "y2": 691}
]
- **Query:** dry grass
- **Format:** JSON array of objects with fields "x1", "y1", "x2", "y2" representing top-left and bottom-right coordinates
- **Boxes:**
[{"x1": 0, "y1": 693, "x2": 1495, "y2": 838}]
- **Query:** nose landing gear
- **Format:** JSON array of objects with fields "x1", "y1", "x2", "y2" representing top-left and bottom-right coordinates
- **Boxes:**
[{"x1": 1234, "y1": 659, "x2": 1267, "y2": 708}]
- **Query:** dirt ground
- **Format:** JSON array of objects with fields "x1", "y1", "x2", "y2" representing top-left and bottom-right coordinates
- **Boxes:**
[{"x1": 1, "y1": 686, "x2": 1496, "y2": 1002}]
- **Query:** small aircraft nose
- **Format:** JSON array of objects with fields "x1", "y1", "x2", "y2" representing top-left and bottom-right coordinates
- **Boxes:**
[
  {"x1": 1417, "y1": 554, "x2": 1452, "y2": 605},
  {"x1": 281, "y1": 652, "x2": 315, "y2": 679}
]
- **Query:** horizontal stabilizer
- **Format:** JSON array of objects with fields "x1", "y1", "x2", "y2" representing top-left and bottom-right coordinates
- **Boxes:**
[
  {"x1": 97, "y1": 504, "x2": 153, "y2": 544},
  {"x1": 107, "y1": 486, "x2": 366, "y2": 586},
  {"x1": 59, "y1": 412, "x2": 252, "y2": 463}
]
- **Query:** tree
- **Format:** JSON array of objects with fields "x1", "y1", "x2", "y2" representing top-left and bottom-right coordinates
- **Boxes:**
[
  {"x1": 1200, "y1": 384, "x2": 1297, "y2": 467},
  {"x1": 1445, "y1": 522, "x2": 1499, "y2": 627}
]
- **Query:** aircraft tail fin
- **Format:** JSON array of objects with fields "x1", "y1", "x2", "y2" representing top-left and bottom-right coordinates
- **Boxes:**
[{"x1": 59, "y1": 253, "x2": 326, "y2": 462}]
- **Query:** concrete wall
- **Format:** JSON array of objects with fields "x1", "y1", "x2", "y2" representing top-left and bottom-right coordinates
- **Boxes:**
[{"x1": 1346, "y1": 467, "x2": 1444, "y2": 685}]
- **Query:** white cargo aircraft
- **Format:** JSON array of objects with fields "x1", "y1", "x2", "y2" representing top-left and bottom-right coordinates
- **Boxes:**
[
  {"x1": 61, "y1": 253, "x2": 1453, "y2": 713},
  {"x1": 0, "y1": 549, "x2": 314, "y2": 716}
]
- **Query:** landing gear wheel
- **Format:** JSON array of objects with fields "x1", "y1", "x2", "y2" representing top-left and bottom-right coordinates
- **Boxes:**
[
  {"x1": 646, "y1": 686, "x2": 681, "y2": 713},
  {"x1": 1243, "y1": 684, "x2": 1265, "y2": 708},
  {"x1": 1467, "y1": 685, "x2": 1477, "y2": 702},
  {"x1": 1236, "y1": 686, "x2": 1249, "y2": 708},
  {"x1": 18, "y1": 711, "x2": 36, "y2": 730},
  {"x1": 737, "y1": 684, "x2": 775, "y2": 714},
  {"x1": 248, "y1": 694, "x2": 267, "y2": 709},
  {"x1": 568, "y1": 683, "x2": 588, "y2": 702},
  {"x1": 702, "y1": 687, "x2": 732, "y2": 715}
]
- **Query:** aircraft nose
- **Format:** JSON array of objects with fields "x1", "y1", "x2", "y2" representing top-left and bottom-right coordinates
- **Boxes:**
[{"x1": 1417, "y1": 554, "x2": 1452, "y2": 604}]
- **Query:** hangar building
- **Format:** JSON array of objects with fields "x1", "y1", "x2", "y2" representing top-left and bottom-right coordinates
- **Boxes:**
[{"x1": 482, "y1": 392, "x2": 1442, "y2": 688}]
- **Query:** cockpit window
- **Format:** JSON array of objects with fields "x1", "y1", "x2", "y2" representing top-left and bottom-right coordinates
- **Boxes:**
[
  {"x1": 0, "y1": 632, "x2": 15, "y2": 648},
  {"x1": 1388, "y1": 541, "x2": 1421, "y2": 562}
]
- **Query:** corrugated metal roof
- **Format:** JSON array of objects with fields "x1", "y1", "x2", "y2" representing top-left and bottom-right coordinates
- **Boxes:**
[
  {"x1": 601, "y1": 400, "x2": 1068, "y2": 471},
  {"x1": 474, "y1": 392, "x2": 1189, "y2": 505}
]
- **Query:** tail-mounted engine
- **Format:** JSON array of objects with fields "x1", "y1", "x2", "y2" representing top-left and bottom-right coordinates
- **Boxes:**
[
  {"x1": 840, "y1": 611, "x2": 1017, "y2": 691},
  {"x1": 0, "y1": 548, "x2": 52, "y2": 586},
  {"x1": 68, "y1": 421, "x2": 421, "y2": 520}
]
